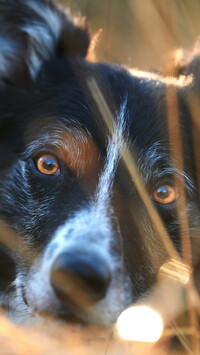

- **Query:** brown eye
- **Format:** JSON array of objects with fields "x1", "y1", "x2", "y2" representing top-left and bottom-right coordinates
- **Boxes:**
[
  {"x1": 152, "y1": 185, "x2": 178, "y2": 204},
  {"x1": 35, "y1": 154, "x2": 60, "y2": 175}
]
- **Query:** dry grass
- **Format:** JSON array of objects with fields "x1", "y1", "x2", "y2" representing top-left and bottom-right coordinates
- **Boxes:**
[{"x1": 0, "y1": 310, "x2": 174, "y2": 355}]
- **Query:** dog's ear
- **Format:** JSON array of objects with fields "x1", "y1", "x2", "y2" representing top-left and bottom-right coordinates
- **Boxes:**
[{"x1": 0, "y1": 0, "x2": 90, "y2": 86}]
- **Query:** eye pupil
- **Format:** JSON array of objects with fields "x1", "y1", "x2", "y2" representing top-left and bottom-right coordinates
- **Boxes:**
[
  {"x1": 156, "y1": 186, "x2": 170, "y2": 199},
  {"x1": 42, "y1": 157, "x2": 56, "y2": 171}
]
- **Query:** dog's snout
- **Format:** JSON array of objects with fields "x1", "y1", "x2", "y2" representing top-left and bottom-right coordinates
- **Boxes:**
[{"x1": 50, "y1": 252, "x2": 111, "y2": 308}]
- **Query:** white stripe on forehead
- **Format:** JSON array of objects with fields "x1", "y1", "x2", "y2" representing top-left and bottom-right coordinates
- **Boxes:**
[{"x1": 96, "y1": 99, "x2": 127, "y2": 209}]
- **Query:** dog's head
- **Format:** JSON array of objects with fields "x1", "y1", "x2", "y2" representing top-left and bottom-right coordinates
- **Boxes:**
[{"x1": 0, "y1": 0, "x2": 199, "y2": 327}]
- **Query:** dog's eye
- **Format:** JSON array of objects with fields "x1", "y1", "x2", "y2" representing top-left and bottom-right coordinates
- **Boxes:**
[
  {"x1": 35, "y1": 154, "x2": 60, "y2": 175},
  {"x1": 152, "y1": 185, "x2": 178, "y2": 204}
]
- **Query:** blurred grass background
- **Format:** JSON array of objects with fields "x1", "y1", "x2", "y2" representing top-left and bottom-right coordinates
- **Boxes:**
[
  {"x1": 59, "y1": 0, "x2": 200, "y2": 72},
  {"x1": 1, "y1": 1, "x2": 200, "y2": 354}
]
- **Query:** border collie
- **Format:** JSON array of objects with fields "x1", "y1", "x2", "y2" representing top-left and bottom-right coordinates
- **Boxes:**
[{"x1": 0, "y1": 0, "x2": 199, "y2": 327}]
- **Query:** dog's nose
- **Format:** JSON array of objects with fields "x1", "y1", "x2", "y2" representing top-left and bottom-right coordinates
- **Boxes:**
[{"x1": 50, "y1": 252, "x2": 111, "y2": 307}]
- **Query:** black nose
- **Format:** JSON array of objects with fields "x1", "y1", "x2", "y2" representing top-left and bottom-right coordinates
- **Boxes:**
[{"x1": 50, "y1": 252, "x2": 111, "y2": 308}]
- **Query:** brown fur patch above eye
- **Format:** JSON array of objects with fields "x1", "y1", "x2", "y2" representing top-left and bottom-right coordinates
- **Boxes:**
[
  {"x1": 56, "y1": 129, "x2": 101, "y2": 179},
  {"x1": 25, "y1": 119, "x2": 101, "y2": 180}
]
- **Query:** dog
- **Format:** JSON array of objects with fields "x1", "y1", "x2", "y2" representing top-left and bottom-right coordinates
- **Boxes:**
[{"x1": 0, "y1": 0, "x2": 199, "y2": 328}]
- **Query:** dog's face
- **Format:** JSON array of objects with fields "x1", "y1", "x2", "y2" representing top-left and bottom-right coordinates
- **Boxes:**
[{"x1": 0, "y1": 0, "x2": 199, "y2": 327}]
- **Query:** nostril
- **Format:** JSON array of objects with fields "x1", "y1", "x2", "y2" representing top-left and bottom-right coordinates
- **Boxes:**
[{"x1": 50, "y1": 252, "x2": 111, "y2": 308}]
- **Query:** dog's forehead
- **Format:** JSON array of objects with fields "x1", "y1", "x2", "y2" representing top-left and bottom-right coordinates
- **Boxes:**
[
  {"x1": 34, "y1": 58, "x2": 171, "y2": 141},
  {"x1": 23, "y1": 59, "x2": 187, "y2": 180}
]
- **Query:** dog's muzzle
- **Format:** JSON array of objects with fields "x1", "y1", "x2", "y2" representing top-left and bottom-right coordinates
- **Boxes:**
[{"x1": 50, "y1": 251, "x2": 111, "y2": 308}]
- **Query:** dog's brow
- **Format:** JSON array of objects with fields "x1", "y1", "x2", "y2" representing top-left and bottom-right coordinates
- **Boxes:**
[
  {"x1": 138, "y1": 142, "x2": 195, "y2": 193},
  {"x1": 24, "y1": 121, "x2": 91, "y2": 157},
  {"x1": 24, "y1": 121, "x2": 100, "y2": 176}
]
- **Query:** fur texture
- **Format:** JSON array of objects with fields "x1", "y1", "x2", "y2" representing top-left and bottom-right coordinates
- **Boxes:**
[{"x1": 0, "y1": 0, "x2": 199, "y2": 327}]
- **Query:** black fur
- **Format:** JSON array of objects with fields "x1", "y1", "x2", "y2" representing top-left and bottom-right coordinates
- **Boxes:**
[{"x1": 0, "y1": 0, "x2": 199, "y2": 326}]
